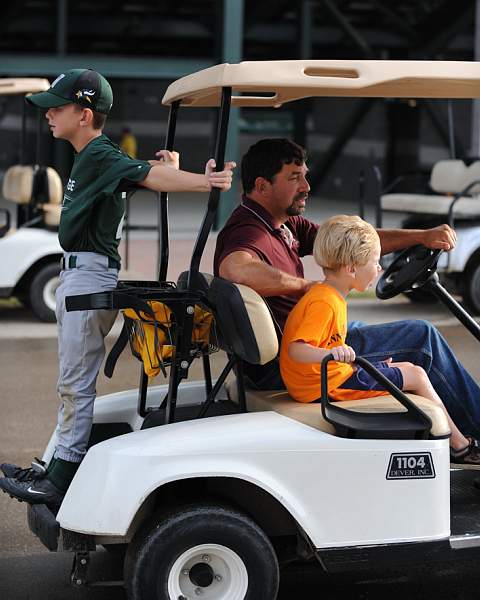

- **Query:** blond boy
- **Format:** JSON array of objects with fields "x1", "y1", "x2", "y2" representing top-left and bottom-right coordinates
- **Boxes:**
[{"x1": 280, "y1": 215, "x2": 480, "y2": 466}]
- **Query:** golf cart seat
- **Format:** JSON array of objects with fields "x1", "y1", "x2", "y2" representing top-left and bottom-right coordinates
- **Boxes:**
[
  {"x1": 177, "y1": 271, "x2": 278, "y2": 365},
  {"x1": 226, "y1": 383, "x2": 449, "y2": 439},
  {"x1": 381, "y1": 159, "x2": 480, "y2": 221},
  {"x1": 2, "y1": 164, "x2": 63, "y2": 226},
  {"x1": 204, "y1": 276, "x2": 450, "y2": 440}
]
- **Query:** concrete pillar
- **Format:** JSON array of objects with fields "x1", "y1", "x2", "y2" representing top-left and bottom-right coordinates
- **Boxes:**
[
  {"x1": 471, "y1": 0, "x2": 480, "y2": 157},
  {"x1": 294, "y1": 0, "x2": 313, "y2": 148},
  {"x1": 215, "y1": 0, "x2": 244, "y2": 228},
  {"x1": 54, "y1": 0, "x2": 71, "y2": 177},
  {"x1": 56, "y1": 0, "x2": 68, "y2": 55}
]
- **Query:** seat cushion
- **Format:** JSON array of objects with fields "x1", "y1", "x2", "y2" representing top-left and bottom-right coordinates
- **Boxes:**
[
  {"x1": 226, "y1": 381, "x2": 450, "y2": 438},
  {"x1": 381, "y1": 193, "x2": 480, "y2": 218}
]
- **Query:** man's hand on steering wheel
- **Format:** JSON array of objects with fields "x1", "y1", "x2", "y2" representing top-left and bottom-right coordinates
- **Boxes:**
[{"x1": 420, "y1": 224, "x2": 457, "y2": 251}]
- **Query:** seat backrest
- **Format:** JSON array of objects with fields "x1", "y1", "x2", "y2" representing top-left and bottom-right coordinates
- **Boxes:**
[
  {"x1": 2, "y1": 165, "x2": 34, "y2": 204},
  {"x1": 43, "y1": 167, "x2": 63, "y2": 205},
  {"x1": 2, "y1": 164, "x2": 63, "y2": 206},
  {"x1": 429, "y1": 160, "x2": 467, "y2": 194},
  {"x1": 40, "y1": 167, "x2": 63, "y2": 226},
  {"x1": 429, "y1": 159, "x2": 480, "y2": 196},
  {"x1": 177, "y1": 270, "x2": 213, "y2": 294},
  {"x1": 42, "y1": 203, "x2": 62, "y2": 226},
  {"x1": 177, "y1": 272, "x2": 278, "y2": 365},
  {"x1": 461, "y1": 160, "x2": 480, "y2": 195},
  {"x1": 208, "y1": 277, "x2": 278, "y2": 365}
]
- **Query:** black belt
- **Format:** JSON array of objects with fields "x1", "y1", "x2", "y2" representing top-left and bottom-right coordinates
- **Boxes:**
[{"x1": 61, "y1": 255, "x2": 120, "y2": 270}]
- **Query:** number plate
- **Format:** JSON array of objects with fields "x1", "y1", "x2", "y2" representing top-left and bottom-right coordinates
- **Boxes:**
[{"x1": 386, "y1": 452, "x2": 435, "y2": 480}]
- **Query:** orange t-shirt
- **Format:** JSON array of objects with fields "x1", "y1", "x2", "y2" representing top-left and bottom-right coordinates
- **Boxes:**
[{"x1": 280, "y1": 283, "x2": 386, "y2": 403}]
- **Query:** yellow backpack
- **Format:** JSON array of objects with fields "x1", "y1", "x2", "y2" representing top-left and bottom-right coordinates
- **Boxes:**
[{"x1": 123, "y1": 300, "x2": 214, "y2": 377}]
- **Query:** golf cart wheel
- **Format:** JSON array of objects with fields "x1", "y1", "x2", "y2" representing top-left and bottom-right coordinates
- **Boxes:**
[
  {"x1": 124, "y1": 502, "x2": 279, "y2": 600},
  {"x1": 463, "y1": 259, "x2": 480, "y2": 315},
  {"x1": 29, "y1": 262, "x2": 60, "y2": 322}
]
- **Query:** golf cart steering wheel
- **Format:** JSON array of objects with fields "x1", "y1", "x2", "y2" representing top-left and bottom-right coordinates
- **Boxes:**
[{"x1": 376, "y1": 245, "x2": 442, "y2": 300}]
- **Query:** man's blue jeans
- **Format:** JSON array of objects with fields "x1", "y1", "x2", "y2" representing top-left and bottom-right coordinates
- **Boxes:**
[{"x1": 346, "y1": 319, "x2": 480, "y2": 439}]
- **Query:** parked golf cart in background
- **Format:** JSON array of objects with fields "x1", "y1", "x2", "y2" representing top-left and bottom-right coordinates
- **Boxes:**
[
  {"x1": 358, "y1": 104, "x2": 480, "y2": 311},
  {"x1": 0, "y1": 78, "x2": 63, "y2": 322},
  {"x1": 21, "y1": 61, "x2": 480, "y2": 600}
]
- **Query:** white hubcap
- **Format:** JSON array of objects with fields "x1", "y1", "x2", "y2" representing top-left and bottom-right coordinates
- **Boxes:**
[
  {"x1": 167, "y1": 543, "x2": 248, "y2": 600},
  {"x1": 43, "y1": 276, "x2": 59, "y2": 311}
]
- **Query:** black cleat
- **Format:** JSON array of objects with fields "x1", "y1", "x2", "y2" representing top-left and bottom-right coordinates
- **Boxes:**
[
  {"x1": 0, "y1": 476, "x2": 64, "y2": 509},
  {"x1": 1, "y1": 458, "x2": 47, "y2": 482}
]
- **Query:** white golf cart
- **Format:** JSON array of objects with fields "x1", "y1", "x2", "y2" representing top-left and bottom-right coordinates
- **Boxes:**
[
  {"x1": 0, "y1": 78, "x2": 63, "y2": 322},
  {"x1": 24, "y1": 61, "x2": 480, "y2": 600},
  {"x1": 361, "y1": 155, "x2": 480, "y2": 309}
]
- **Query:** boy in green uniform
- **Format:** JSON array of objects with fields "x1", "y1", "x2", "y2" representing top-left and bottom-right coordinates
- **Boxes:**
[{"x1": 0, "y1": 68, "x2": 235, "y2": 508}]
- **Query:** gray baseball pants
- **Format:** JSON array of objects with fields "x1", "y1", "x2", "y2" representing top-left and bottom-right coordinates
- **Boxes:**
[{"x1": 54, "y1": 252, "x2": 118, "y2": 463}]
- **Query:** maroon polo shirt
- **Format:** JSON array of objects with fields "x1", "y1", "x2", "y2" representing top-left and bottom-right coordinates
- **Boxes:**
[{"x1": 214, "y1": 196, "x2": 319, "y2": 332}]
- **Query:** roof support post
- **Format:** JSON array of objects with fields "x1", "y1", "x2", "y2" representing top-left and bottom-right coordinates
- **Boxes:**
[
  {"x1": 293, "y1": 0, "x2": 313, "y2": 149},
  {"x1": 51, "y1": 0, "x2": 70, "y2": 177},
  {"x1": 189, "y1": 87, "x2": 232, "y2": 282},
  {"x1": 158, "y1": 101, "x2": 180, "y2": 281},
  {"x1": 471, "y1": 0, "x2": 480, "y2": 158},
  {"x1": 56, "y1": 0, "x2": 68, "y2": 56},
  {"x1": 215, "y1": 0, "x2": 244, "y2": 229}
]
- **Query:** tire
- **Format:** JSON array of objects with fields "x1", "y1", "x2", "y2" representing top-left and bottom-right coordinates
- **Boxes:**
[
  {"x1": 462, "y1": 260, "x2": 480, "y2": 315},
  {"x1": 124, "y1": 502, "x2": 280, "y2": 600},
  {"x1": 28, "y1": 262, "x2": 60, "y2": 322}
]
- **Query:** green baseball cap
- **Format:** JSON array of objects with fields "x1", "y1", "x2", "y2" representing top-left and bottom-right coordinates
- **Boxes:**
[{"x1": 26, "y1": 68, "x2": 113, "y2": 114}]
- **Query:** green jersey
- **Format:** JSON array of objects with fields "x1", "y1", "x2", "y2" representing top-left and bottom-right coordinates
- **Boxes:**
[{"x1": 58, "y1": 134, "x2": 152, "y2": 264}]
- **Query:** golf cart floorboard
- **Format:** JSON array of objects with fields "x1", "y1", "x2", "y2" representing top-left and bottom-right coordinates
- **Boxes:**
[{"x1": 450, "y1": 469, "x2": 480, "y2": 536}]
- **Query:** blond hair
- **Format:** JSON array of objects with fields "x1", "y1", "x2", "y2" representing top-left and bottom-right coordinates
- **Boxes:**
[{"x1": 313, "y1": 215, "x2": 379, "y2": 269}]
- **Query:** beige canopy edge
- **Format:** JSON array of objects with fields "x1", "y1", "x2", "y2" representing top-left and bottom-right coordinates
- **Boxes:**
[
  {"x1": 0, "y1": 78, "x2": 50, "y2": 96},
  {"x1": 162, "y1": 60, "x2": 480, "y2": 108}
]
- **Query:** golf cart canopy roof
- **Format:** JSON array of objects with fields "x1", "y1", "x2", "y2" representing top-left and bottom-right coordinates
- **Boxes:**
[
  {"x1": 0, "y1": 78, "x2": 50, "y2": 96},
  {"x1": 162, "y1": 60, "x2": 480, "y2": 108}
]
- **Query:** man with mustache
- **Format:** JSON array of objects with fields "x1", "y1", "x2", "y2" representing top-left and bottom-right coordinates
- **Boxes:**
[{"x1": 213, "y1": 138, "x2": 480, "y2": 442}]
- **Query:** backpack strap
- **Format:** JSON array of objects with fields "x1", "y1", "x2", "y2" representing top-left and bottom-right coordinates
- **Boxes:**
[
  {"x1": 104, "y1": 322, "x2": 129, "y2": 379},
  {"x1": 66, "y1": 290, "x2": 158, "y2": 379}
]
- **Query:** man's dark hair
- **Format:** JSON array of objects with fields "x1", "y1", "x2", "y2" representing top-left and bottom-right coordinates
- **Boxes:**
[{"x1": 241, "y1": 138, "x2": 307, "y2": 194}]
